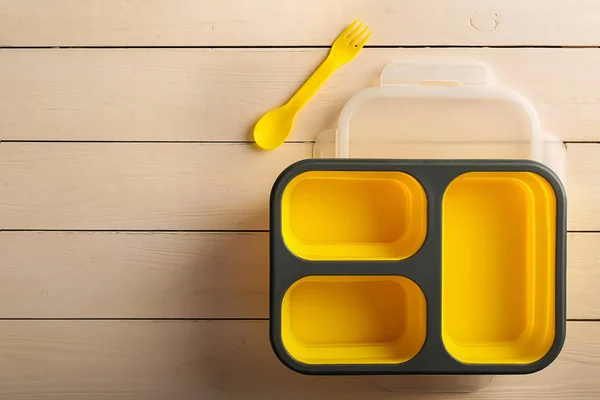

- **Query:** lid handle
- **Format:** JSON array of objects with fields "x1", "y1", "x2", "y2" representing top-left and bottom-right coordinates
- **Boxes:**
[{"x1": 381, "y1": 61, "x2": 498, "y2": 87}]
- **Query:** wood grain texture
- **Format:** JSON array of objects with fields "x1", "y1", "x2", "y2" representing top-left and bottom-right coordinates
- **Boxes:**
[
  {"x1": 568, "y1": 234, "x2": 600, "y2": 320},
  {"x1": 2, "y1": 48, "x2": 600, "y2": 142},
  {"x1": 0, "y1": 143, "x2": 312, "y2": 230},
  {"x1": 0, "y1": 320, "x2": 594, "y2": 399},
  {"x1": 567, "y1": 144, "x2": 600, "y2": 231},
  {"x1": 2, "y1": 0, "x2": 600, "y2": 47},
  {"x1": 0, "y1": 143, "x2": 596, "y2": 230},
  {"x1": 0, "y1": 231, "x2": 268, "y2": 318},
  {"x1": 1, "y1": 1, "x2": 599, "y2": 398},
  {"x1": 0, "y1": 231, "x2": 596, "y2": 319}
]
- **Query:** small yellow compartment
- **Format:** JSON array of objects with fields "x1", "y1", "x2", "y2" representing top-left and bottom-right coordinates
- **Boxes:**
[
  {"x1": 281, "y1": 171, "x2": 427, "y2": 260},
  {"x1": 281, "y1": 276, "x2": 427, "y2": 365},
  {"x1": 442, "y1": 172, "x2": 556, "y2": 364}
]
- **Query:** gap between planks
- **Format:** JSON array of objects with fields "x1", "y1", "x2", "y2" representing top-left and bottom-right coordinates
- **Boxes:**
[
  {"x1": 0, "y1": 318, "x2": 593, "y2": 321},
  {"x1": 2, "y1": 45, "x2": 600, "y2": 49},
  {"x1": 0, "y1": 140, "x2": 598, "y2": 144}
]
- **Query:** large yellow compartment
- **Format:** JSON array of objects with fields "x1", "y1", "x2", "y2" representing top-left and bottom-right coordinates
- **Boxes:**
[
  {"x1": 281, "y1": 171, "x2": 427, "y2": 260},
  {"x1": 442, "y1": 172, "x2": 556, "y2": 364},
  {"x1": 281, "y1": 276, "x2": 427, "y2": 364}
]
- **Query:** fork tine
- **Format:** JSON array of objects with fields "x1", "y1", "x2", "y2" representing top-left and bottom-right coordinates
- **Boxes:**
[
  {"x1": 346, "y1": 21, "x2": 364, "y2": 40},
  {"x1": 355, "y1": 32, "x2": 372, "y2": 49},
  {"x1": 340, "y1": 20, "x2": 359, "y2": 38},
  {"x1": 350, "y1": 26, "x2": 370, "y2": 47}
]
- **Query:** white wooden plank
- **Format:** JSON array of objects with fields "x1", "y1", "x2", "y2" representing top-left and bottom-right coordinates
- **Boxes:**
[
  {"x1": 0, "y1": 143, "x2": 312, "y2": 230},
  {"x1": 0, "y1": 142, "x2": 596, "y2": 230},
  {"x1": 2, "y1": 49, "x2": 600, "y2": 142},
  {"x1": 0, "y1": 231, "x2": 595, "y2": 319},
  {"x1": 0, "y1": 321, "x2": 595, "y2": 399},
  {"x1": 567, "y1": 144, "x2": 600, "y2": 231},
  {"x1": 0, "y1": 231, "x2": 268, "y2": 318},
  {"x1": 1, "y1": 0, "x2": 600, "y2": 46},
  {"x1": 568, "y1": 234, "x2": 600, "y2": 320}
]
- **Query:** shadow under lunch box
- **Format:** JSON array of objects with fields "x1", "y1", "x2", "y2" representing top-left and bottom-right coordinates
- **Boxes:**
[{"x1": 269, "y1": 158, "x2": 566, "y2": 375}]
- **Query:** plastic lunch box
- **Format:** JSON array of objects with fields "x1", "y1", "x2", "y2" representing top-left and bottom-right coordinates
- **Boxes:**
[{"x1": 269, "y1": 61, "x2": 567, "y2": 375}]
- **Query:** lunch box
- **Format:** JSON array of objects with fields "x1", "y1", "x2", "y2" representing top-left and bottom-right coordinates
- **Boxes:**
[{"x1": 269, "y1": 61, "x2": 567, "y2": 378}]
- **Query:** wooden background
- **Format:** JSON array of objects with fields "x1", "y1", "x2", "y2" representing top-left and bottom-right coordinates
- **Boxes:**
[{"x1": 1, "y1": 1, "x2": 600, "y2": 398}]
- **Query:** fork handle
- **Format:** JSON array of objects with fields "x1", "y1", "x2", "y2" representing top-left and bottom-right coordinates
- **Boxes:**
[{"x1": 286, "y1": 55, "x2": 337, "y2": 113}]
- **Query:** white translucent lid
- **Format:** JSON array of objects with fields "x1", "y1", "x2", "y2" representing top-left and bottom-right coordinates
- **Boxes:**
[{"x1": 314, "y1": 61, "x2": 566, "y2": 182}]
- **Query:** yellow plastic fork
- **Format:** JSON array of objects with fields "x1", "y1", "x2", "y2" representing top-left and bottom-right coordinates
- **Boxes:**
[{"x1": 253, "y1": 21, "x2": 371, "y2": 150}]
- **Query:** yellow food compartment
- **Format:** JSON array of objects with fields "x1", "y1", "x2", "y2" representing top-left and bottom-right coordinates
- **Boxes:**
[
  {"x1": 442, "y1": 172, "x2": 556, "y2": 364},
  {"x1": 281, "y1": 276, "x2": 427, "y2": 365},
  {"x1": 281, "y1": 171, "x2": 427, "y2": 260}
]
